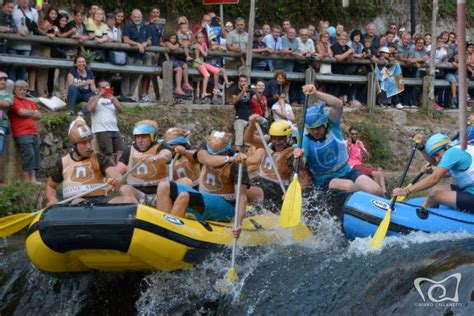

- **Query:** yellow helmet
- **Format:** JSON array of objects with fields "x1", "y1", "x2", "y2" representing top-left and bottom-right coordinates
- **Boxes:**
[
  {"x1": 68, "y1": 116, "x2": 93, "y2": 145},
  {"x1": 269, "y1": 120, "x2": 292, "y2": 137},
  {"x1": 207, "y1": 131, "x2": 233, "y2": 155},
  {"x1": 133, "y1": 120, "x2": 159, "y2": 143}
]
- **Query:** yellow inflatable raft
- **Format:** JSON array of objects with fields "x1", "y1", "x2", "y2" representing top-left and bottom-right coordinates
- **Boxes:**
[{"x1": 25, "y1": 203, "x2": 282, "y2": 273}]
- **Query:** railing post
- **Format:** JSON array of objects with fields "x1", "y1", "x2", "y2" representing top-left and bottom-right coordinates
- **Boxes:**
[
  {"x1": 161, "y1": 60, "x2": 174, "y2": 105},
  {"x1": 367, "y1": 72, "x2": 377, "y2": 115},
  {"x1": 305, "y1": 67, "x2": 314, "y2": 85},
  {"x1": 3, "y1": 133, "x2": 21, "y2": 183},
  {"x1": 421, "y1": 75, "x2": 430, "y2": 110}
]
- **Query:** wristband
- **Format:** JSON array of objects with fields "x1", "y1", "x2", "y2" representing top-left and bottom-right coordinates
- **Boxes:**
[{"x1": 405, "y1": 187, "x2": 411, "y2": 195}]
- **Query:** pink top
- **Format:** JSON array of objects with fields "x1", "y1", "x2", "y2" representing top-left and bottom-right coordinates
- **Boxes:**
[{"x1": 345, "y1": 139, "x2": 366, "y2": 167}]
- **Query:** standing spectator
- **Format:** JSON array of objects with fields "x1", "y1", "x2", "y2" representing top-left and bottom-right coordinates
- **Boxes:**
[
  {"x1": 362, "y1": 22, "x2": 380, "y2": 55},
  {"x1": 271, "y1": 91, "x2": 295, "y2": 123},
  {"x1": 263, "y1": 70, "x2": 286, "y2": 107},
  {"x1": 250, "y1": 80, "x2": 267, "y2": 117},
  {"x1": 192, "y1": 14, "x2": 211, "y2": 47},
  {"x1": 261, "y1": 23, "x2": 270, "y2": 36},
  {"x1": 263, "y1": 25, "x2": 283, "y2": 71},
  {"x1": 316, "y1": 31, "x2": 333, "y2": 57},
  {"x1": 297, "y1": 28, "x2": 315, "y2": 56},
  {"x1": 140, "y1": 6, "x2": 163, "y2": 103},
  {"x1": 0, "y1": 0, "x2": 17, "y2": 55},
  {"x1": 0, "y1": 71, "x2": 12, "y2": 176},
  {"x1": 397, "y1": 32, "x2": 415, "y2": 108},
  {"x1": 86, "y1": 3, "x2": 100, "y2": 26},
  {"x1": 275, "y1": 27, "x2": 300, "y2": 73},
  {"x1": 347, "y1": 29, "x2": 365, "y2": 106},
  {"x1": 161, "y1": 32, "x2": 193, "y2": 95},
  {"x1": 387, "y1": 23, "x2": 398, "y2": 36},
  {"x1": 37, "y1": 7, "x2": 58, "y2": 98},
  {"x1": 413, "y1": 37, "x2": 429, "y2": 106},
  {"x1": 86, "y1": 7, "x2": 108, "y2": 66},
  {"x1": 385, "y1": 31, "x2": 395, "y2": 47},
  {"x1": 376, "y1": 47, "x2": 403, "y2": 109},
  {"x1": 114, "y1": 9, "x2": 125, "y2": 31},
  {"x1": 252, "y1": 29, "x2": 272, "y2": 71},
  {"x1": 87, "y1": 80, "x2": 124, "y2": 161},
  {"x1": 446, "y1": 51, "x2": 460, "y2": 108},
  {"x1": 336, "y1": 23, "x2": 345, "y2": 38},
  {"x1": 307, "y1": 24, "x2": 318, "y2": 44},
  {"x1": 232, "y1": 75, "x2": 253, "y2": 151},
  {"x1": 66, "y1": 56, "x2": 97, "y2": 114},
  {"x1": 9, "y1": 0, "x2": 38, "y2": 86},
  {"x1": 226, "y1": 17, "x2": 248, "y2": 70},
  {"x1": 329, "y1": 32, "x2": 354, "y2": 103},
  {"x1": 424, "y1": 33, "x2": 432, "y2": 53},
  {"x1": 8, "y1": 80, "x2": 41, "y2": 184},
  {"x1": 49, "y1": 12, "x2": 71, "y2": 98},
  {"x1": 121, "y1": 9, "x2": 151, "y2": 102},
  {"x1": 106, "y1": 13, "x2": 121, "y2": 42},
  {"x1": 282, "y1": 19, "x2": 291, "y2": 35},
  {"x1": 345, "y1": 126, "x2": 387, "y2": 195}
]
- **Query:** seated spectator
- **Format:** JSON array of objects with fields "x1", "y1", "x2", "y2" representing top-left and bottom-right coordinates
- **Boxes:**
[
  {"x1": 225, "y1": 17, "x2": 248, "y2": 70},
  {"x1": 232, "y1": 75, "x2": 253, "y2": 151},
  {"x1": 86, "y1": 7, "x2": 108, "y2": 63},
  {"x1": 66, "y1": 55, "x2": 97, "y2": 114},
  {"x1": 193, "y1": 32, "x2": 231, "y2": 99},
  {"x1": 0, "y1": 71, "x2": 12, "y2": 176},
  {"x1": 250, "y1": 80, "x2": 267, "y2": 117},
  {"x1": 345, "y1": 126, "x2": 387, "y2": 195},
  {"x1": 263, "y1": 70, "x2": 286, "y2": 107},
  {"x1": 121, "y1": 9, "x2": 151, "y2": 102},
  {"x1": 140, "y1": 6, "x2": 163, "y2": 103},
  {"x1": 263, "y1": 25, "x2": 283, "y2": 71},
  {"x1": 161, "y1": 33, "x2": 193, "y2": 95},
  {"x1": 252, "y1": 29, "x2": 272, "y2": 71},
  {"x1": 8, "y1": 80, "x2": 41, "y2": 184},
  {"x1": 87, "y1": 80, "x2": 124, "y2": 162},
  {"x1": 271, "y1": 91, "x2": 295, "y2": 123},
  {"x1": 0, "y1": 0, "x2": 17, "y2": 54},
  {"x1": 177, "y1": 21, "x2": 194, "y2": 61}
]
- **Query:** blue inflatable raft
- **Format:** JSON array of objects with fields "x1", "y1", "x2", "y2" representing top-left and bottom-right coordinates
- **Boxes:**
[{"x1": 342, "y1": 192, "x2": 474, "y2": 240}]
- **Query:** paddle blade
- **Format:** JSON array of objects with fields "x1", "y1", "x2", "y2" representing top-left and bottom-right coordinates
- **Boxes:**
[
  {"x1": 292, "y1": 223, "x2": 312, "y2": 241},
  {"x1": 280, "y1": 175, "x2": 302, "y2": 228},
  {"x1": 224, "y1": 267, "x2": 238, "y2": 286},
  {"x1": 370, "y1": 209, "x2": 392, "y2": 250},
  {"x1": 0, "y1": 212, "x2": 37, "y2": 237}
]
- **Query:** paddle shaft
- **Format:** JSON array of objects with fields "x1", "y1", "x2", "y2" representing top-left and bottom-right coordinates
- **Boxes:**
[
  {"x1": 390, "y1": 142, "x2": 419, "y2": 209},
  {"x1": 255, "y1": 123, "x2": 286, "y2": 194},
  {"x1": 168, "y1": 153, "x2": 181, "y2": 181},
  {"x1": 295, "y1": 94, "x2": 310, "y2": 174},
  {"x1": 230, "y1": 162, "x2": 244, "y2": 271}
]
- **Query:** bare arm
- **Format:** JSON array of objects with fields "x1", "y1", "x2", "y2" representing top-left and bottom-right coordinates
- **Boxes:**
[
  {"x1": 197, "y1": 149, "x2": 236, "y2": 167},
  {"x1": 115, "y1": 161, "x2": 128, "y2": 175},
  {"x1": 17, "y1": 108, "x2": 41, "y2": 120},
  {"x1": 243, "y1": 114, "x2": 265, "y2": 148},
  {"x1": 45, "y1": 178, "x2": 59, "y2": 206},
  {"x1": 86, "y1": 94, "x2": 100, "y2": 112},
  {"x1": 305, "y1": 85, "x2": 343, "y2": 123},
  {"x1": 153, "y1": 149, "x2": 173, "y2": 163}
]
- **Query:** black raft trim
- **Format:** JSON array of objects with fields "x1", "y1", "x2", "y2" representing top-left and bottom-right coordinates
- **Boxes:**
[{"x1": 344, "y1": 206, "x2": 419, "y2": 235}]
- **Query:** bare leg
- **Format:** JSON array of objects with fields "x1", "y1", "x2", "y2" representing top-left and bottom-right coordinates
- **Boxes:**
[
  {"x1": 182, "y1": 64, "x2": 191, "y2": 86},
  {"x1": 202, "y1": 76, "x2": 209, "y2": 97},
  {"x1": 220, "y1": 68, "x2": 229, "y2": 84},
  {"x1": 156, "y1": 181, "x2": 173, "y2": 212},
  {"x1": 372, "y1": 169, "x2": 387, "y2": 194},
  {"x1": 354, "y1": 174, "x2": 383, "y2": 196},
  {"x1": 28, "y1": 68, "x2": 36, "y2": 91},
  {"x1": 141, "y1": 75, "x2": 150, "y2": 97},
  {"x1": 247, "y1": 186, "x2": 264, "y2": 204},
  {"x1": 175, "y1": 177, "x2": 193, "y2": 187},
  {"x1": 175, "y1": 68, "x2": 183, "y2": 91},
  {"x1": 328, "y1": 178, "x2": 357, "y2": 192},
  {"x1": 118, "y1": 185, "x2": 141, "y2": 203},
  {"x1": 422, "y1": 190, "x2": 457, "y2": 209},
  {"x1": 170, "y1": 191, "x2": 190, "y2": 218}
]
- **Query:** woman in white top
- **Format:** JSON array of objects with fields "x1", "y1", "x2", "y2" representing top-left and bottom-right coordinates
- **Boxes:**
[{"x1": 271, "y1": 91, "x2": 295, "y2": 122}]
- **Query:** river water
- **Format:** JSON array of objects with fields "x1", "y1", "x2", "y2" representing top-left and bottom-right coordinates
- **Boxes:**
[{"x1": 1, "y1": 200, "x2": 474, "y2": 315}]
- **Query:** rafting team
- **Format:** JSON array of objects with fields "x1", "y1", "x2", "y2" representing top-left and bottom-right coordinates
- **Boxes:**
[{"x1": 44, "y1": 84, "x2": 474, "y2": 238}]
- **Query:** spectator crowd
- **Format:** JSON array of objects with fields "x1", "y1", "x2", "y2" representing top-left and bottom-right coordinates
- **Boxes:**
[{"x1": 0, "y1": 0, "x2": 473, "y2": 184}]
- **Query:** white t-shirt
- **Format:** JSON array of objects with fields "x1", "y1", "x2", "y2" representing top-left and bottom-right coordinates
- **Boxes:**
[
  {"x1": 297, "y1": 38, "x2": 315, "y2": 54},
  {"x1": 11, "y1": 5, "x2": 38, "y2": 50},
  {"x1": 272, "y1": 102, "x2": 294, "y2": 121},
  {"x1": 91, "y1": 97, "x2": 120, "y2": 133}
]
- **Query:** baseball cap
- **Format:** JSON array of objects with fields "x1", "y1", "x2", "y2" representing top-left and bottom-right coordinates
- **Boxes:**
[{"x1": 255, "y1": 29, "x2": 263, "y2": 37}]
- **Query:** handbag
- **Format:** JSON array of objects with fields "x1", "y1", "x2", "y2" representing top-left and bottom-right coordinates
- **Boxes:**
[
  {"x1": 108, "y1": 50, "x2": 128, "y2": 65},
  {"x1": 19, "y1": 7, "x2": 40, "y2": 35}
]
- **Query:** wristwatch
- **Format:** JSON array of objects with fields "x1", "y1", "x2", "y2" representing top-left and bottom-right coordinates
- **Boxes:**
[{"x1": 224, "y1": 156, "x2": 230, "y2": 163}]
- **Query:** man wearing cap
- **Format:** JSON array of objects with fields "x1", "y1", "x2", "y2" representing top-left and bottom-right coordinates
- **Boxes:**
[
  {"x1": 163, "y1": 127, "x2": 200, "y2": 188},
  {"x1": 292, "y1": 84, "x2": 383, "y2": 195},
  {"x1": 393, "y1": 133, "x2": 474, "y2": 213},
  {"x1": 252, "y1": 29, "x2": 272, "y2": 71},
  {"x1": 44, "y1": 117, "x2": 135, "y2": 205},
  {"x1": 115, "y1": 120, "x2": 173, "y2": 206}
]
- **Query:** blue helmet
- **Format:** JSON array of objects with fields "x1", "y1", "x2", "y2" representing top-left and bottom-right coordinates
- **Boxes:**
[
  {"x1": 133, "y1": 120, "x2": 158, "y2": 142},
  {"x1": 305, "y1": 104, "x2": 328, "y2": 128},
  {"x1": 425, "y1": 133, "x2": 450, "y2": 157}
]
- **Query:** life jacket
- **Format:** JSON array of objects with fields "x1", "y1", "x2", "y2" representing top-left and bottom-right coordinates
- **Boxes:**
[
  {"x1": 127, "y1": 143, "x2": 168, "y2": 187},
  {"x1": 171, "y1": 154, "x2": 200, "y2": 187},
  {"x1": 345, "y1": 140, "x2": 364, "y2": 167},
  {"x1": 258, "y1": 145, "x2": 293, "y2": 185},
  {"x1": 304, "y1": 130, "x2": 349, "y2": 176},
  {"x1": 61, "y1": 153, "x2": 106, "y2": 198},
  {"x1": 449, "y1": 145, "x2": 474, "y2": 190},
  {"x1": 199, "y1": 162, "x2": 235, "y2": 200}
]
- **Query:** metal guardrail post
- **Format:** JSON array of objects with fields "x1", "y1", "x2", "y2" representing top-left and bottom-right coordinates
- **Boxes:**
[
  {"x1": 161, "y1": 61, "x2": 174, "y2": 104},
  {"x1": 367, "y1": 72, "x2": 377, "y2": 115}
]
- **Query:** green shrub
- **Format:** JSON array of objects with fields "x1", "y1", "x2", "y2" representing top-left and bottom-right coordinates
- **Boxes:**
[
  {"x1": 357, "y1": 120, "x2": 393, "y2": 167},
  {"x1": 0, "y1": 183, "x2": 45, "y2": 216},
  {"x1": 41, "y1": 112, "x2": 71, "y2": 131}
]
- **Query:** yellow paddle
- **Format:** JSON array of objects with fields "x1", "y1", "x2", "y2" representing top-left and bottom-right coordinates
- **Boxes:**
[
  {"x1": 223, "y1": 162, "x2": 244, "y2": 287},
  {"x1": 370, "y1": 142, "x2": 419, "y2": 249},
  {"x1": 255, "y1": 122, "x2": 311, "y2": 240},
  {"x1": 280, "y1": 93, "x2": 310, "y2": 228},
  {"x1": 0, "y1": 161, "x2": 142, "y2": 238}
]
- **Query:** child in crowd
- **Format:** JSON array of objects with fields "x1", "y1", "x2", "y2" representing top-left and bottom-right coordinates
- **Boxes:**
[
  {"x1": 193, "y1": 32, "x2": 231, "y2": 99},
  {"x1": 161, "y1": 33, "x2": 193, "y2": 96},
  {"x1": 177, "y1": 22, "x2": 194, "y2": 62}
]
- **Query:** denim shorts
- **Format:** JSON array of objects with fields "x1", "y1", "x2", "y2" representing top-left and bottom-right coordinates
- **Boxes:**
[
  {"x1": 0, "y1": 129, "x2": 5, "y2": 156},
  {"x1": 16, "y1": 134, "x2": 40, "y2": 171}
]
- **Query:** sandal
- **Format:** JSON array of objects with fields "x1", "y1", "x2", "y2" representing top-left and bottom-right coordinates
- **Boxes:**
[
  {"x1": 202, "y1": 93, "x2": 212, "y2": 99},
  {"x1": 213, "y1": 89, "x2": 223, "y2": 96}
]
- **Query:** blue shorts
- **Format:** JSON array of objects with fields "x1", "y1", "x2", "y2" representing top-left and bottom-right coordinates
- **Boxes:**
[
  {"x1": 170, "y1": 182, "x2": 235, "y2": 222},
  {"x1": 318, "y1": 168, "x2": 362, "y2": 190}
]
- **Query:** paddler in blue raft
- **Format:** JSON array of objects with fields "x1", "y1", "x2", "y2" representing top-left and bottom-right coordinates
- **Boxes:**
[
  {"x1": 393, "y1": 133, "x2": 474, "y2": 213},
  {"x1": 292, "y1": 84, "x2": 383, "y2": 195}
]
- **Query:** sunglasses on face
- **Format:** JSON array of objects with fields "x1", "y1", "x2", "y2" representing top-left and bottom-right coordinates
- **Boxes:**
[{"x1": 0, "y1": 77, "x2": 7, "y2": 81}]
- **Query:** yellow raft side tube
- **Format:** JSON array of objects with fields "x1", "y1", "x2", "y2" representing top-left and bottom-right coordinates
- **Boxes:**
[{"x1": 25, "y1": 203, "x2": 283, "y2": 273}]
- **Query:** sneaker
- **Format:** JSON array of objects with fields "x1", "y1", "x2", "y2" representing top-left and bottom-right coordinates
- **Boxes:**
[
  {"x1": 451, "y1": 96, "x2": 458, "y2": 107},
  {"x1": 27, "y1": 90, "x2": 38, "y2": 98},
  {"x1": 139, "y1": 94, "x2": 153, "y2": 102},
  {"x1": 395, "y1": 103, "x2": 404, "y2": 109},
  {"x1": 213, "y1": 88, "x2": 223, "y2": 96},
  {"x1": 434, "y1": 103, "x2": 444, "y2": 111}
]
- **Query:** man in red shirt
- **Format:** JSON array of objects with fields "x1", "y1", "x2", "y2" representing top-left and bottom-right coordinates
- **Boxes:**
[
  {"x1": 192, "y1": 14, "x2": 211, "y2": 46},
  {"x1": 8, "y1": 80, "x2": 42, "y2": 184}
]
